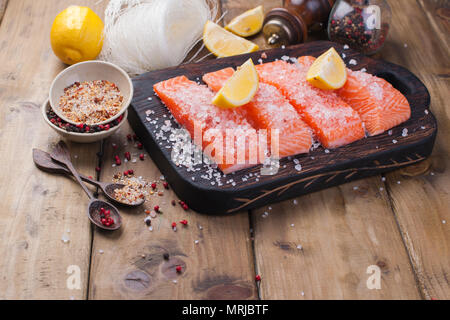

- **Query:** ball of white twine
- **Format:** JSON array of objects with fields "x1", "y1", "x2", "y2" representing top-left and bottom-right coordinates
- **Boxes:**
[{"x1": 100, "y1": 0, "x2": 218, "y2": 75}]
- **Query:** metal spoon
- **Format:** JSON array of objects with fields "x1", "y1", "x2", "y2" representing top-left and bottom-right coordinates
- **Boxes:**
[
  {"x1": 49, "y1": 141, "x2": 122, "y2": 231},
  {"x1": 32, "y1": 149, "x2": 145, "y2": 207}
]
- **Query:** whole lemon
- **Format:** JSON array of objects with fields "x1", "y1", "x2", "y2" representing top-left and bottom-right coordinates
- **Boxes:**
[{"x1": 50, "y1": 6, "x2": 104, "y2": 65}]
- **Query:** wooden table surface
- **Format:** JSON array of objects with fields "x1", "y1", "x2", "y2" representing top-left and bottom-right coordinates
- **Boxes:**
[{"x1": 0, "y1": 0, "x2": 448, "y2": 300}]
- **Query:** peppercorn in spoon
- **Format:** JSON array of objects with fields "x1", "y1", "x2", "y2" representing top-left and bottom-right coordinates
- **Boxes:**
[
  {"x1": 33, "y1": 149, "x2": 145, "y2": 207},
  {"x1": 48, "y1": 141, "x2": 122, "y2": 231}
]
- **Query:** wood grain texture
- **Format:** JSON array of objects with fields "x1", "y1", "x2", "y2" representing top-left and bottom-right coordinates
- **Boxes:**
[
  {"x1": 224, "y1": 0, "x2": 422, "y2": 300},
  {"x1": 0, "y1": 0, "x2": 7, "y2": 24},
  {"x1": 253, "y1": 178, "x2": 421, "y2": 299},
  {"x1": 88, "y1": 3, "x2": 257, "y2": 300},
  {"x1": 88, "y1": 126, "x2": 257, "y2": 300},
  {"x1": 0, "y1": 0, "x2": 106, "y2": 299},
  {"x1": 379, "y1": 0, "x2": 450, "y2": 300}
]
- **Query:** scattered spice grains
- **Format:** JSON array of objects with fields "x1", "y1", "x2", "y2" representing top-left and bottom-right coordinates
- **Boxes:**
[
  {"x1": 255, "y1": 275, "x2": 261, "y2": 282},
  {"x1": 112, "y1": 174, "x2": 147, "y2": 205},
  {"x1": 58, "y1": 80, "x2": 124, "y2": 125}
]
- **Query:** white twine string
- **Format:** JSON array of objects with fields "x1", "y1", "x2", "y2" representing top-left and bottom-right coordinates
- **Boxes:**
[{"x1": 100, "y1": 0, "x2": 219, "y2": 75}]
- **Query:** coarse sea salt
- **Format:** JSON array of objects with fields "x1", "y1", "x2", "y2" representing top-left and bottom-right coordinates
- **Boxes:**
[
  {"x1": 349, "y1": 59, "x2": 357, "y2": 65},
  {"x1": 402, "y1": 128, "x2": 408, "y2": 137},
  {"x1": 343, "y1": 44, "x2": 349, "y2": 49}
]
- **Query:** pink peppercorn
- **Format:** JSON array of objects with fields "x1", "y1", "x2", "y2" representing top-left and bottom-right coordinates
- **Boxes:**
[
  {"x1": 124, "y1": 152, "x2": 131, "y2": 161},
  {"x1": 95, "y1": 167, "x2": 101, "y2": 173},
  {"x1": 151, "y1": 183, "x2": 157, "y2": 189},
  {"x1": 176, "y1": 266, "x2": 182, "y2": 273},
  {"x1": 180, "y1": 220, "x2": 188, "y2": 226},
  {"x1": 163, "y1": 182, "x2": 169, "y2": 189},
  {"x1": 139, "y1": 154, "x2": 145, "y2": 161},
  {"x1": 137, "y1": 142, "x2": 143, "y2": 149},
  {"x1": 154, "y1": 205, "x2": 160, "y2": 212},
  {"x1": 255, "y1": 275, "x2": 261, "y2": 281},
  {"x1": 128, "y1": 169, "x2": 134, "y2": 175}
]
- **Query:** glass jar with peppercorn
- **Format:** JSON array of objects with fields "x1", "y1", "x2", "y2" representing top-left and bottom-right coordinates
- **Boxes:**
[{"x1": 328, "y1": 0, "x2": 391, "y2": 55}]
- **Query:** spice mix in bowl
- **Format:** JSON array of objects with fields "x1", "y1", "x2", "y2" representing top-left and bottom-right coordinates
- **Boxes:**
[{"x1": 49, "y1": 60, "x2": 133, "y2": 125}]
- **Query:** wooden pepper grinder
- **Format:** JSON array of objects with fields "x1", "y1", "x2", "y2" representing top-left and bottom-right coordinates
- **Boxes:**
[{"x1": 263, "y1": 0, "x2": 336, "y2": 47}]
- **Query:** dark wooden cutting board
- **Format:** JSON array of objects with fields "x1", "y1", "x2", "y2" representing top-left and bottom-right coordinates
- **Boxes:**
[{"x1": 128, "y1": 40, "x2": 437, "y2": 215}]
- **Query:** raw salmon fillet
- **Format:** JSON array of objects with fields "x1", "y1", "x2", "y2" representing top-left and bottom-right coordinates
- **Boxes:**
[
  {"x1": 256, "y1": 58, "x2": 365, "y2": 149},
  {"x1": 153, "y1": 76, "x2": 262, "y2": 174},
  {"x1": 203, "y1": 68, "x2": 313, "y2": 158},
  {"x1": 338, "y1": 69, "x2": 411, "y2": 136}
]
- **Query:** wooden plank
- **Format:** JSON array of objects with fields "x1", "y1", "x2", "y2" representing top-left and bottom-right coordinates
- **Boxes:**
[
  {"x1": 88, "y1": 1, "x2": 257, "y2": 299},
  {"x1": 0, "y1": 0, "x2": 7, "y2": 24},
  {"x1": 237, "y1": 0, "x2": 422, "y2": 300},
  {"x1": 88, "y1": 127, "x2": 257, "y2": 299},
  {"x1": 0, "y1": 0, "x2": 106, "y2": 299},
  {"x1": 252, "y1": 178, "x2": 421, "y2": 299},
  {"x1": 379, "y1": 0, "x2": 450, "y2": 300}
]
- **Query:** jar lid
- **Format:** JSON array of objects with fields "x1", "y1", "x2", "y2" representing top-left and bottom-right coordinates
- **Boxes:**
[{"x1": 263, "y1": 8, "x2": 308, "y2": 46}]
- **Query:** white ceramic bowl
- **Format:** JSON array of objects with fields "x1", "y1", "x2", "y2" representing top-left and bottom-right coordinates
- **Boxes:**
[
  {"x1": 42, "y1": 99, "x2": 127, "y2": 143},
  {"x1": 49, "y1": 60, "x2": 133, "y2": 126}
]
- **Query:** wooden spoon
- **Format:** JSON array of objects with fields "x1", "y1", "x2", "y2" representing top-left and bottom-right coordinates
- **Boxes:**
[
  {"x1": 32, "y1": 149, "x2": 145, "y2": 207},
  {"x1": 49, "y1": 141, "x2": 122, "y2": 231}
]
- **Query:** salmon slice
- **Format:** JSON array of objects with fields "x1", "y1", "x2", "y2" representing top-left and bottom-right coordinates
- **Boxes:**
[
  {"x1": 202, "y1": 68, "x2": 235, "y2": 92},
  {"x1": 153, "y1": 76, "x2": 262, "y2": 174},
  {"x1": 256, "y1": 59, "x2": 365, "y2": 149},
  {"x1": 203, "y1": 68, "x2": 312, "y2": 158},
  {"x1": 338, "y1": 69, "x2": 411, "y2": 136}
]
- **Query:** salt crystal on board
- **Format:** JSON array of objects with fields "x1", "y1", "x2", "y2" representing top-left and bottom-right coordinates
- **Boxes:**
[
  {"x1": 392, "y1": 139, "x2": 398, "y2": 144},
  {"x1": 402, "y1": 128, "x2": 408, "y2": 137},
  {"x1": 295, "y1": 164, "x2": 302, "y2": 172},
  {"x1": 349, "y1": 59, "x2": 357, "y2": 65},
  {"x1": 342, "y1": 53, "x2": 346, "y2": 58},
  {"x1": 343, "y1": 44, "x2": 349, "y2": 50}
]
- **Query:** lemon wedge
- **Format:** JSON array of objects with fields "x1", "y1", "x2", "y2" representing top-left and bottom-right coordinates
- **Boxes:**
[
  {"x1": 203, "y1": 21, "x2": 259, "y2": 58},
  {"x1": 212, "y1": 59, "x2": 259, "y2": 109},
  {"x1": 225, "y1": 5, "x2": 264, "y2": 37},
  {"x1": 306, "y1": 47, "x2": 347, "y2": 90}
]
